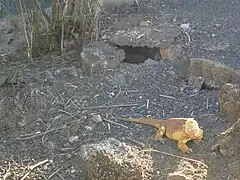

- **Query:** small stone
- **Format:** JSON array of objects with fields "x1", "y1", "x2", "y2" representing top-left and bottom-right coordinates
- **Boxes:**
[
  {"x1": 17, "y1": 117, "x2": 27, "y2": 127},
  {"x1": 159, "y1": 44, "x2": 182, "y2": 61},
  {"x1": 66, "y1": 153, "x2": 72, "y2": 159},
  {"x1": 85, "y1": 126, "x2": 93, "y2": 131},
  {"x1": 169, "y1": 70, "x2": 176, "y2": 76},
  {"x1": 108, "y1": 92, "x2": 115, "y2": 98},
  {"x1": 193, "y1": 88, "x2": 199, "y2": 93},
  {"x1": 55, "y1": 69, "x2": 61, "y2": 74},
  {"x1": 70, "y1": 168, "x2": 76, "y2": 173},
  {"x1": 144, "y1": 58, "x2": 159, "y2": 66},
  {"x1": 180, "y1": 23, "x2": 190, "y2": 32},
  {"x1": 91, "y1": 114, "x2": 102, "y2": 123},
  {"x1": 69, "y1": 136, "x2": 79, "y2": 143},
  {"x1": 64, "y1": 142, "x2": 71, "y2": 147},
  {"x1": 188, "y1": 76, "x2": 205, "y2": 91},
  {"x1": 139, "y1": 21, "x2": 149, "y2": 27}
]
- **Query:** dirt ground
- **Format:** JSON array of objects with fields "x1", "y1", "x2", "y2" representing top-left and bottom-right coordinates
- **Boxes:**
[{"x1": 0, "y1": 0, "x2": 240, "y2": 179}]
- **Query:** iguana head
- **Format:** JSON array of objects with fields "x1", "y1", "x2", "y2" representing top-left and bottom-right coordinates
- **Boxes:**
[{"x1": 184, "y1": 118, "x2": 200, "y2": 136}]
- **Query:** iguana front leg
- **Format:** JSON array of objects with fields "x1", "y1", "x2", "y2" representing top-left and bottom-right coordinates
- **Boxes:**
[
  {"x1": 177, "y1": 139, "x2": 192, "y2": 153},
  {"x1": 150, "y1": 126, "x2": 166, "y2": 144}
]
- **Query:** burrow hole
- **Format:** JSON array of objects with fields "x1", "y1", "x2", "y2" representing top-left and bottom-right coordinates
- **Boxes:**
[{"x1": 118, "y1": 45, "x2": 161, "y2": 64}]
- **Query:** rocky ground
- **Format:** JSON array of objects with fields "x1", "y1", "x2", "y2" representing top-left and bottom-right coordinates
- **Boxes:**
[{"x1": 0, "y1": 0, "x2": 240, "y2": 179}]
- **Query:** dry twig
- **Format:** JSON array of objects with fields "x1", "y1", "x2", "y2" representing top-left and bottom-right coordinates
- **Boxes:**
[
  {"x1": 146, "y1": 99, "x2": 149, "y2": 109},
  {"x1": 125, "y1": 137, "x2": 146, "y2": 148},
  {"x1": 103, "y1": 119, "x2": 129, "y2": 129},
  {"x1": 3, "y1": 161, "x2": 11, "y2": 180},
  {"x1": 76, "y1": 103, "x2": 141, "y2": 110},
  {"x1": 159, "y1": 94, "x2": 176, "y2": 100},
  {"x1": 139, "y1": 149, "x2": 208, "y2": 167},
  {"x1": 20, "y1": 159, "x2": 49, "y2": 180},
  {"x1": 48, "y1": 168, "x2": 62, "y2": 179},
  {"x1": 206, "y1": 97, "x2": 209, "y2": 109},
  {"x1": 19, "y1": 0, "x2": 33, "y2": 62}
]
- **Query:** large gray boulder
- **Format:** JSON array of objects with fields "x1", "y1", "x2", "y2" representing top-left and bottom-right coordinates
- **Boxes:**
[
  {"x1": 108, "y1": 23, "x2": 181, "y2": 48},
  {"x1": 80, "y1": 41, "x2": 125, "y2": 74}
]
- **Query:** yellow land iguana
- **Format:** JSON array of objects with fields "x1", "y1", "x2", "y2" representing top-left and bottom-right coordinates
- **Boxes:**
[{"x1": 120, "y1": 117, "x2": 203, "y2": 153}]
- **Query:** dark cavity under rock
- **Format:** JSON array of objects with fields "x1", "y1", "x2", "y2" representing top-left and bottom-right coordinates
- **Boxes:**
[
  {"x1": 120, "y1": 45, "x2": 159, "y2": 63},
  {"x1": 79, "y1": 138, "x2": 153, "y2": 180}
]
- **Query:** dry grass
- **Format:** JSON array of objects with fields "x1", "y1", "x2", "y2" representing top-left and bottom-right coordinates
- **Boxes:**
[
  {"x1": 0, "y1": 158, "x2": 51, "y2": 180},
  {"x1": 7, "y1": 0, "x2": 103, "y2": 62}
]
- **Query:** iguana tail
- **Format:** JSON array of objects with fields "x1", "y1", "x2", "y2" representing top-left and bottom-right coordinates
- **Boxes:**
[{"x1": 120, "y1": 117, "x2": 165, "y2": 128}]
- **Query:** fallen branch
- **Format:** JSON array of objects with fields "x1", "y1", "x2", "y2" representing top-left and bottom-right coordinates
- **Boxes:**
[
  {"x1": 77, "y1": 103, "x2": 141, "y2": 110},
  {"x1": 125, "y1": 137, "x2": 146, "y2": 148},
  {"x1": 103, "y1": 119, "x2": 129, "y2": 129},
  {"x1": 139, "y1": 148, "x2": 208, "y2": 167}
]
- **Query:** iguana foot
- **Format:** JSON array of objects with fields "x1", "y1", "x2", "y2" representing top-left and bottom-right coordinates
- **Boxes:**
[
  {"x1": 178, "y1": 141, "x2": 193, "y2": 153},
  {"x1": 185, "y1": 148, "x2": 193, "y2": 154},
  {"x1": 149, "y1": 131, "x2": 166, "y2": 144},
  {"x1": 150, "y1": 127, "x2": 166, "y2": 144},
  {"x1": 193, "y1": 139, "x2": 203, "y2": 144}
]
